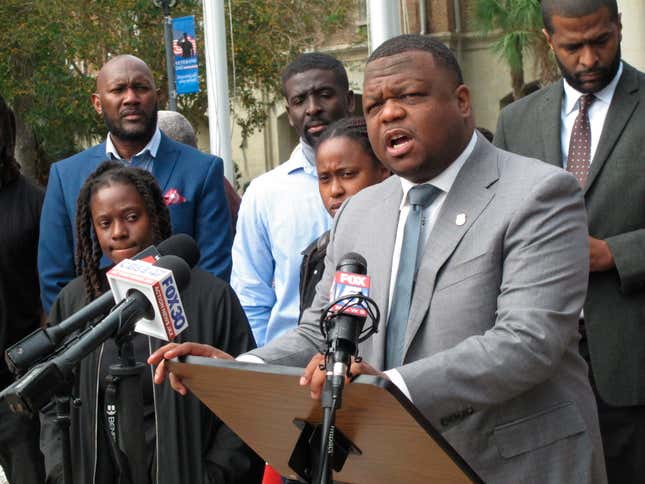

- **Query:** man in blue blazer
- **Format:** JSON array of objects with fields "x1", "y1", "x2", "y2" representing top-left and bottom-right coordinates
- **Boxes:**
[{"x1": 38, "y1": 55, "x2": 232, "y2": 312}]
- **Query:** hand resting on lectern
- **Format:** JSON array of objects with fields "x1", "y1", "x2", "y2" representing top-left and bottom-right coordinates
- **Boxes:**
[{"x1": 148, "y1": 342, "x2": 234, "y2": 395}]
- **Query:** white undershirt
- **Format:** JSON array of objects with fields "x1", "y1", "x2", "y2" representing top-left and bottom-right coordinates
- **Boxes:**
[
  {"x1": 105, "y1": 126, "x2": 161, "y2": 161},
  {"x1": 384, "y1": 132, "x2": 477, "y2": 398},
  {"x1": 560, "y1": 62, "x2": 622, "y2": 168},
  {"x1": 387, "y1": 132, "x2": 477, "y2": 310}
]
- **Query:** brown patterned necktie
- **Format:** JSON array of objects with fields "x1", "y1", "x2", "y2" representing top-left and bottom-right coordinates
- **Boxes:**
[{"x1": 567, "y1": 94, "x2": 595, "y2": 187}]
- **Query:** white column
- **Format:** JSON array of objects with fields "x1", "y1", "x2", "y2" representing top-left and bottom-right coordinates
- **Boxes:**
[
  {"x1": 367, "y1": 0, "x2": 402, "y2": 54},
  {"x1": 202, "y1": 0, "x2": 234, "y2": 182},
  {"x1": 619, "y1": 0, "x2": 645, "y2": 71}
]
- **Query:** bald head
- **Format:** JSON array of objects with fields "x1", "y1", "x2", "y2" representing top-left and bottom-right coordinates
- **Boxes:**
[
  {"x1": 96, "y1": 55, "x2": 155, "y2": 91},
  {"x1": 92, "y1": 55, "x2": 159, "y2": 155}
]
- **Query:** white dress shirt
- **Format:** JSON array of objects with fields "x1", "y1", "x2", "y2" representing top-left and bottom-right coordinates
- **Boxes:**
[
  {"x1": 105, "y1": 126, "x2": 162, "y2": 172},
  {"x1": 385, "y1": 132, "x2": 477, "y2": 398}
]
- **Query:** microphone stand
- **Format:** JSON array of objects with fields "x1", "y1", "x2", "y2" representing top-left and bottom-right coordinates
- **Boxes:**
[
  {"x1": 316, "y1": 345, "x2": 350, "y2": 484},
  {"x1": 314, "y1": 295, "x2": 380, "y2": 484},
  {"x1": 104, "y1": 331, "x2": 148, "y2": 484},
  {"x1": 0, "y1": 296, "x2": 151, "y2": 484},
  {"x1": 53, "y1": 391, "x2": 76, "y2": 484}
]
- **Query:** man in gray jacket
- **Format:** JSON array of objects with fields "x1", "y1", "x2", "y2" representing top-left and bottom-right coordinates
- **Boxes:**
[{"x1": 151, "y1": 34, "x2": 607, "y2": 483}]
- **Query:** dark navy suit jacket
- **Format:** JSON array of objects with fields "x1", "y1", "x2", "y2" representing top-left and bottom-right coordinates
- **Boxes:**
[{"x1": 38, "y1": 132, "x2": 232, "y2": 312}]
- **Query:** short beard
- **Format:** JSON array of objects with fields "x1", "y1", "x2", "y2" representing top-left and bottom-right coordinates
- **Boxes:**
[
  {"x1": 558, "y1": 46, "x2": 621, "y2": 94},
  {"x1": 303, "y1": 131, "x2": 320, "y2": 148},
  {"x1": 104, "y1": 106, "x2": 158, "y2": 143}
]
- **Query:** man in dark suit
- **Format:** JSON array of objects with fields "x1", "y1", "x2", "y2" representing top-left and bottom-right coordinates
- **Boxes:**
[
  {"x1": 38, "y1": 55, "x2": 232, "y2": 312},
  {"x1": 156, "y1": 109, "x2": 241, "y2": 236},
  {"x1": 494, "y1": 1, "x2": 645, "y2": 481}
]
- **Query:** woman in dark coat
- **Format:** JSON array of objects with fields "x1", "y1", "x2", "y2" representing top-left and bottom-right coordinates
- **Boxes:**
[{"x1": 40, "y1": 160, "x2": 263, "y2": 484}]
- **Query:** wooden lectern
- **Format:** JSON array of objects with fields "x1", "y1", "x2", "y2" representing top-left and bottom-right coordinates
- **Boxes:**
[{"x1": 167, "y1": 357, "x2": 481, "y2": 484}]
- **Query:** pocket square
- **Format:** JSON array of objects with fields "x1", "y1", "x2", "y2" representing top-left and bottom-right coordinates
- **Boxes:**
[{"x1": 163, "y1": 188, "x2": 187, "y2": 206}]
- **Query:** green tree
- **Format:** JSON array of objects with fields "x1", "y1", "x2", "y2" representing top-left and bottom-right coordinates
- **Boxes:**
[
  {"x1": 225, "y1": 0, "x2": 354, "y2": 146},
  {"x1": 474, "y1": 0, "x2": 557, "y2": 101},
  {"x1": 0, "y1": 0, "x2": 354, "y2": 179}
]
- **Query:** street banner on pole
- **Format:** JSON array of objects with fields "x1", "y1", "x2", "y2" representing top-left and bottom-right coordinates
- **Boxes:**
[{"x1": 172, "y1": 15, "x2": 200, "y2": 94}]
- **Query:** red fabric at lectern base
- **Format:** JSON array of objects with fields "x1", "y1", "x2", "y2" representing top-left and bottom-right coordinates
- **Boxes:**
[{"x1": 262, "y1": 464, "x2": 282, "y2": 484}]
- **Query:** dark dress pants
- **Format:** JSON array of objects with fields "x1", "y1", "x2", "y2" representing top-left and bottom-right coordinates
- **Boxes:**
[{"x1": 579, "y1": 323, "x2": 645, "y2": 484}]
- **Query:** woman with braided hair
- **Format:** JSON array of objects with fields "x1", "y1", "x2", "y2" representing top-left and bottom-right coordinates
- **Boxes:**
[
  {"x1": 298, "y1": 116, "x2": 390, "y2": 318},
  {"x1": 73, "y1": 160, "x2": 171, "y2": 301},
  {"x1": 40, "y1": 160, "x2": 263, "y2": 484}
]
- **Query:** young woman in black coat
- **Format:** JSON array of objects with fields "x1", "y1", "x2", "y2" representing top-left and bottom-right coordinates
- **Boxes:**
[{"x1": 40, "y1": 161, "x2": 262, "y2": 484}]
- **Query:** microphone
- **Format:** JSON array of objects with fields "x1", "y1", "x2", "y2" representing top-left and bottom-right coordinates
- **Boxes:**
[
  {"x1": 315, "y1": 253, "x2": 380, "y2": 484},
  {"x1": 4, "y1": 234, "x2": 199, "y2": 375},
  {"x1": 0, "y1": 255, "x2": 191, "y2": 416},
  {"x1": 321, "y1": 253, "x2": 378, "y2": 394},
  {"x1": 106, "y1": 256, "x2": 189, "y2": 341}
]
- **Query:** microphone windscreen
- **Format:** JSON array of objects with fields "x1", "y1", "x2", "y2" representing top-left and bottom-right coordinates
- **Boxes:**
[
  {"x1": 154, "y1": 255, "x2": 191, "y2": 291},
  {"x1": 336, "y1": 252, "x2": 367, "y2": 274},
  {"x1": 157, "y1": 234, "x2": 200, "y2": 268}
]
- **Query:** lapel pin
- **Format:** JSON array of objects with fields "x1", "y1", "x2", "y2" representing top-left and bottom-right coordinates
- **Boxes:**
[{"x1": 455, "y1": 213, "x2": 466, "y2": 226}]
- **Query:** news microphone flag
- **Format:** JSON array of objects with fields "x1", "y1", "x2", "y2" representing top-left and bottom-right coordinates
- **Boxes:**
[
  {"x1": 330, "y1": 271, "x2": 371, "y2": 317},
  {"x1": 107, "y1": 259, "x2": 188, "y2": 341}
]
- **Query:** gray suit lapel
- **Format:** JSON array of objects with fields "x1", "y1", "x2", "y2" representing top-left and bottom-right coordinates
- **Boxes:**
[
  {"x1": 586, "y1": 63, "x2": 640, "y2": 194},
  {"x1": 364, "y1": 176, "x2": 402, "y2": 367},
  {"x1": 538, "y1": 81, "x2": 564, "y2": 168},
  {"x1": 403, "y1": 135, "x2": 499, "y2": 355}
]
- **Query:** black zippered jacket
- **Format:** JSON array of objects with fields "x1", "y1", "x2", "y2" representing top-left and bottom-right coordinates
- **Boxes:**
[{"x1": 40, "y1": 268, "x2": 263, "y2": 484}]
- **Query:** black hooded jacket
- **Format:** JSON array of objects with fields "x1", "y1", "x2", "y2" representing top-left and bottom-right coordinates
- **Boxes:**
[{"x1": 40, "y1": 268, "x2": 263, "y2": 484}]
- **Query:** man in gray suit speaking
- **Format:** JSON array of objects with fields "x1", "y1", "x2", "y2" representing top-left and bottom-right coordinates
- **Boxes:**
[
  {"x1": 150, "y1": 35, "x2": 606, "y2": 482},
  {"x1": 494, "y1": 1, "x2": 645, "y2": 481}
]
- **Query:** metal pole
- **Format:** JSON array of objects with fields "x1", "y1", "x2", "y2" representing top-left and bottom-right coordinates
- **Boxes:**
[
  {"x1": 202, "y1": 0, "x2": 234, "y2": 182},
  {"x1": 367, "y1": 0, "x2": 402, "y2": 54},
  {"x1": 453, "y1": 0, "x2": 462, "y2": 63},
  {"x1": 162, "y1": 0, "x2": 177, "y2": 111},
  {"x1": 419, "y1": 0, "x2": 427, "y2": 35}
]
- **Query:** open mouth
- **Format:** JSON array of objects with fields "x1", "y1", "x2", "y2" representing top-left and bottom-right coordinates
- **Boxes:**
[
  {"x1": 329, "y1": 201, "x2": 343, "y2": 213},
  {"x1": 386, "y1": 133, "x2": 413, "y2": 157}
]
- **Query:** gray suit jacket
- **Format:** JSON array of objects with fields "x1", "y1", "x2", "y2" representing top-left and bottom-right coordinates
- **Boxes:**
[
  {"x1": 495, "y1": 63, "x2": 645, "y2": 407},
  {"x1": 252, "y1": 135, "x2": 606, "y2": 483}
]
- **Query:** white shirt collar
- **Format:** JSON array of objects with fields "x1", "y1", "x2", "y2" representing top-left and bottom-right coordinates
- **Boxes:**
[
  {"x1": 285, "y1": 140, "x2": 317, "y2": 176},
  {"x1": 300, "y1": 139, "x2": 316, "y2": 167},
  {"x1": 105, "y1": 127, "x2": 162, "y2": 160},
  {"x1": 399, "y1": 131, "x2": 477, "y2": 208},
  {"x1": 563, "y1": 61, "x2": 623, "y2": 115}
]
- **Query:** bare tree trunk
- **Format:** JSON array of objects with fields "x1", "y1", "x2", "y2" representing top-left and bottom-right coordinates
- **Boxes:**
[
  {"x1": 511, "y1": 42, "x2": 525, "y2": 100},
  {"x1": 14, "y1": 117, "x2": 40, "y2": 182}
]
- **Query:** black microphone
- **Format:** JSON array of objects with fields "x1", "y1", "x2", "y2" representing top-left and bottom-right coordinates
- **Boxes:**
[
  {"x1": 5, "y1": 234, "x2": 199, "y2": 376},
  {"x1": 0, "y1": 255, "x2": 191, "y2": 416},
  {"x1": 315, "y1": 253, "x2": 379, "y2": 484},
  {"x1": 324, "y1": 253, "x2": 371, "y2": 392}
]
